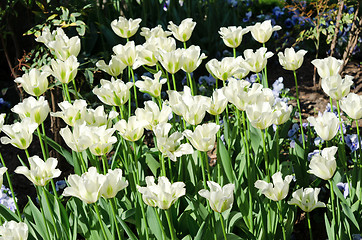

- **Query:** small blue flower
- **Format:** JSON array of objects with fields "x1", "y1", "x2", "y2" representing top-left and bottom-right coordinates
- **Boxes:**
[
  {"x1": 308, "y1": 149, "x2": 320, "y2": 161},
  {"x1": 198, "y1": 74, "x2": 215, "y2": 86},
  {"x1": 272, "y1": 6, "x2": 284, "y2": 20},
  {"x1": 336, "y1": 182, "x2": 349, "y2": 198},
  {"x1": 285, "y1": 18, "x2": 293, "y2": 29},
  {"x1": 272, "y1": 77, "x2": 284, "y2": 98},
  {"x1": 243, "y1": 11, "x2": 252, "y2": 22},
  {"x1": 345, "y1": 134, "x2": 361, "y2": 152},
  {"x1": 314, "y1": 136, "x2": 324, "y2": 146},
  {"x1": 55, "y1": 180, "x2": 67, "y2": 192}
]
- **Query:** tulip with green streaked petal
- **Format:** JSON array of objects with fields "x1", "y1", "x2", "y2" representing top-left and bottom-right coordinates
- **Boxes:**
[
  {"x1": 208, "y1": 88, "x2": 228, "y2": 115},
  {"x1": 115, "y1": 116, "x2": 147, "y2": 142},
  {"x1": 198, "y1": 181, "x2": 235, "y2": 213},
  {"x1": 321, "y1": 74, "x2": 354, "y2": 100},
  {"x1": 63, "y1": 167, "x2": 106, "y2": 204},
  {"x1": 11, "y1": 96, "x2": 50, "y2": 125},
  {"x1": 273, "y1": 101, "x2": 293, "y2": 126},
  {"x1": 137, "y1": 176, "x2": 186, "y2": 209},
  {"x1": 278, "y1": 48, "x2": 307, "y2": 71},
  {"x1": 183, "y1": 122, "x2": 220, "y2": 152},
  {"x1": 242, "y1": 47, "x2": 274, "y2": 73},
  {"x1": 93, "y1": 78, "x2": 133, "y2": 106},
  {"x1": 250, "y1": 20, "x2": 282, "y2": 44},
  {"x1": 206, "y1": 57, "x2": 240, "y2": 81},
  {"x1": 135, "y1": 71, "x2": 167, "y2": 98},
  {"x1": 219, "y1": 26, "x2": 250, "y2": 49},
  {"x1": 96, "y1": 55, "x2": 127, "y2": 77},
  {"x1": 167, "y1": 18, "x2": 196, "y2": 43},
  {"x1": 0, "y1": 220, "x2": 28, "y2": 240},
  {"x1": 111, "y1": 17, "x2": 142, "y2": 39},
  {"x1": 182, "y1": 45, "x2": 207, "y2": 73},
  {"x1": 288, "y1": 188, "x2": 326, "y2": 212},
  {"x1": 0, "y1": 118, "x2": 38, "y2": 150},
  {"x1": 307, "y1": 112, "x2": 339, "y2": 141},
  {"x1": 15, "y1": 155, "x2": 61, "y2": 187},
  {"x1": 51, "y1": 99, "x2": 87, "y2": 126},
  {"x1": 255, "y1": 172, "x2": 293, "y2": 201},
  {"x1": 308, "y1": 146, "x2": 337, "y2": 180},
  {"x1": 14, "y1": 68, "x2": 49, "y2": 97},
  {"x1": 59, "y1": 123, "x2": 93, "y2": 152},
  {"x1": 100, "y1": 169, "x2": 128, "y2": 199},
  {"x1": 311, "y1": 56, "x2": 343, "y2": 79},
  {"x1": 84, "y1": 106, "x2": 118, "y2": 128},
  {"x1": 43, "y1": 55, "x2": 79, "y2": 84},
  {"x1": 88, "y1": 126, "x2": 117, "y2": 156},
  {"x1": 153, "y1": 123, "x2": 194, "y2": 162},
  {"x1": 140, "y1": 25, "x2": 172, "y2": 40},
  {"x1": 47, "y1": 32, "x2": 81, "y2": 61},
  {"x1": 340, "y1": 93, "x2": 362, "y2": 120},
  {"x1": 135, "y1": 101, "x2": 172, "y2": 131}
]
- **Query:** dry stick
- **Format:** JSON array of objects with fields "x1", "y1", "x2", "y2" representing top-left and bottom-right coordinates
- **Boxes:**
[
  {"x1": 330, "y1": 0, "x2": 344, "y2": 57},
  {"x1": 340, "y1": 3, "x2": 361, "y2": 73}
]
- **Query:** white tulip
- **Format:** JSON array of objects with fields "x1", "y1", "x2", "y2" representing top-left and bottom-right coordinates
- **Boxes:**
[
  {"x1": 183, "y1": 123, "x2": 220, "y2": 152},
  {"x1": 111, "y1": 17, "x2": 142, "y2": 39},
  {"x1": 255, "y1": 172, "x2": 293, "y2": 201},
  {"x1": 167, "y1": 18, "x2": 196, "y2": 42},
  {"x1": 288, "y1": 188, "x2": 326, "y2": 212},
  {"x1": 307, "y1": 112, "x2": 339, "y2": 141},
  {"x1": 11, "y1": 96, "x2": 50, "y2": 125},
  {"x1": 199, "y1": 181, "x2": 235, "y2": 213},
  {"x1": 308, "y1": 146, "x2": 338, "y2": 180},
  {"x1": 250, "y1": 20, "x2": 281, "y2": 43}
]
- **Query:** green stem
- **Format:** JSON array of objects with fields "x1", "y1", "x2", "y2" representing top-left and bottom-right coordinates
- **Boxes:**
[
  {"x1": 219, "y1": 213, "x2": 228, "y2": 240},
  {"x1": 101, "y1": 155, "x2": 108, "y2": 175},
  {"x1": 172, "y1": 73, "x2": 177, "y2": 91},
  {"x1": 277, "y1": 201, "x2": 286, "y2": 240},
  {"x1": 262, "y1": 42, "x2": 268, "y2": 88},
  {"x1": 183, "y1": 41, "x2": 187, "y2": 49},
  {"x1": 356, "y1": 120, "x2": 362, "y2": 164},
  {"x1": 275, "y1": 125, "x2": 280, "y2": 171},
  {"x1": 43, "y1": 187, "x2": 60, "y2": 239},
  {"x1": 77, "y1": 152, "x2": 87, "y2": 173},
  {"x1": 306, "y1": 212, "x2": 313, "y2": 240},
  {"x1": 204, "y1": 151, "x2": 212, "y2": 181},
  {"x1": 329, "y1": 180, "x2": 337, "y2": 239},
  {"x1": 63, "y1": 83, "x2": 72, "y2": 103},
  {"x1": 199, "y1": 150, "x2": 207, "y2": 189},
  {"x1": 186, "y1": 72, "x2": 195, "y2": 95},
  {"x1": 36, "y1": 127, "x2": 47, "y2": 163},
  {"x1": 93, "y1": 203, "x2": 108, "y2": 240},
  {"x1": 165, "y1": 209, "x2": 176, "y2": 240},
  {"x1": 336, "y1": 100, "x2": 347, "y2": 169},
  {"x1": 293, "y1": 70, "x2": 306, "y2": 149},
  {"x1": 72, "y1": 78, "x2": 79, "y2": 99},
  {"x1": 130, "y1": 67, "x2": 138, "y2": 108},
  {"x1": 233, "y1": 48, "x2": 236, "y2": 58},
  {"x1": 166, "y1": 73, "x2": 171, "y2": 91},
  {"x1": 0, "y1": 152, "x2": 21, "y2": 219},
  {"x1": 110, "y1": 198, "x2": 123, "y2": 240},
  {"x1": 261, "y1": 129, "x2": 270, "y2": 181}
]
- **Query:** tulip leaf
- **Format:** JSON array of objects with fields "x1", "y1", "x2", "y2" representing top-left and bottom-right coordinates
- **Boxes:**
[
  {"x1": 41, "y1": 133, "x2": 74, "y2": 167},
  {"x1": 217, "y1": 139, "x2": 236, "y2": 184},
  {"x1": 146, "y1": 207, "x2": 163, "y2": 240},
  {"x1": 225, "y1": 233, "x2": 243, "y2": 240},
  {"x1": 145, "y1": 152, "x2": 160, "y2": 177},
  {"x1": 0, "y1": 202, "x2": 19, "y2": 221},
  {"x1": 194, "y1": 221, "x2": 206, "y2": 240},
  {"x1": 116, "y1": 214, "x2": 138, "y2": 240},
  {"x1": 341, "y1": 202, "x2": 360, "y2": 231},
  {"x1": 324, "y1": 213, "x2": 334, "y2": 240},
  {"x1": 23, "y1": 197, "x2": 51, "y2": 239}
]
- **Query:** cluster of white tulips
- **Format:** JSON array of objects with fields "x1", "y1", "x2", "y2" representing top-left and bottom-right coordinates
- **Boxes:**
[{"x1": 0, "y1": 14, "x2": 360, "y2": 240}]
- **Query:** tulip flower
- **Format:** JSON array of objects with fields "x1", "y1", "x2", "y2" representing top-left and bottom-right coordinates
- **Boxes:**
[
  {"x1": 96, "y1": 55, "x2": 127, "y2": 77},
  {"x1": 11, "y1": 96, "x2": 50, "y2": 125},
  {"x1": 321, "y1": 74, "x2": 354, "y2": 100},
  {"x1": 208, "y1": 88, "x2": 228, "y2": 115},
  {"x1": 308, "y1": 146, "x2": 337, "y2": 180},
  {"x1": 88, "y1": 126, "x2": 117, "y2": 156},
  {"x1": 311, "y1": 56, "x2": 343, "y2": 79},
  {"x1": 206, "y1": 57, "x2": 240, "y2": 81},
  {"x1": 140, "y1": 25, "x2": 172, "y2": 40},
  {"x1": 273, "y1": 101, "x2": 293, "y2": 125},
  {"x1": 242, "y1": 47, "x2": 273, "y2": 73},
  {"x1": 43, "y1": 55, "x2": 79, "y2": 84},
  {"x1": 153, "y1": 123, "x2": 194, "y2": 161},
  {"x1": 59, "y1": 123, "x2": 93, "y2": 152},
  {"x1": 115, "y1": 116, "x2": 147, "y2": 142},
  {"x1": 288, "y1": 188, "x2": 326, "y2": 212},
  {"x1": 183, "y1": 123, "x2": 220, "y2": 152},
  {"x1": 219, "y1": 26, "x2": 250, "y2": 49},
  {"x1": 246, "y1": 100, "x2": 277, "y2": 130},
  {"x1": 1, "y1": 118, "x2": 38, "y2": 149},
  {"x1": 0, "y1": 221, "x2": 28, "y2": 240},
  {"x1": 250, "y1": 20, "x2": 282, "y2": 44},
  {"x1": 307, "y1": 112, "x2": 339, "y2": 141},
  {"x1": 135, "y1": 71, "x2": 167, "y2": 98},
  {"x1": 181, "y1": 45, "x2": 207, "y2": 73},
  {"x1": 84, "y1": 106, "x2": 118, "y2": 128},
  {"x1": 232, "y1": 56, "x2": 250, "y2": 79},
  {"x1": 0, "y1": 167, "x2": 7, "y2": 187},
  {"x1": 167, "y1": 18, "x2": 196, "y2": 42},
  {"x1": 157, "y1": 48, "x2": 185, "y2": 74},
  {"x1": 223, "y1": 78, "x2": 251, "y2": 111},
  {"x1": 93, "y1": 78, "x2": 134, "y2": 106},
  {"x1": 100, "y1": 169, "x2": 128, "y2": 199},
  {"x1": 135, "y1": 101, "x2": 172, "y2": 131},
  {"x1": 51, "y1": 99, "x2": 87, "y2": 126},
  {"x1": 134, "y1": 42, "x2": 159, "y2": 68},
  {"x1": 14, "y1": 68, "x2": 49, "y2": 97},
  {"x1": 14, "y1": 155, "x2": 61, "y2": 187},
  {"x1": 167, "y1": 86, "x2": 211, "y2": 125},
  {"x1": 198, "y1": 181, "x2": 235, "y2": 213},
  {"x1": 278, "y1": 48, "x2": 308, "y2": 71},
  {"x1": 47, "y1": 32, "x2": 81, "y2": 61},
  {"x1": 137, "y1": 176, "x2": 186, "y2": 209},
  {"x1": 63, "y1": 167, "x2": 106, "y2": 204},
  {"x1": 255, "y1": 172, "x2": 293, "y2": 201},
  {"x1": 113, "y1": 41, "x2": 138, "y2": 67},
  {"x1": 111, "y1": 16, "x2": 142, "y2": 39},
  {"x1": 340, "y1": 93, "x2": 362, "y2": 120},
  {"x1": 35, "y1": 26, "x2": 57, "y2": 47}
]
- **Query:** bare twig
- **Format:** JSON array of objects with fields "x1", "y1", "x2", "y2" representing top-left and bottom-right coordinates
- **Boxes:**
[{"x1": 330, "y1": 0, "x2": 344, "y2": 56}]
